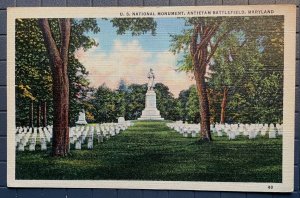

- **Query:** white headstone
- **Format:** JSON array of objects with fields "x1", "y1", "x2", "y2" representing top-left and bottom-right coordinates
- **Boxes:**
[
  {"x1": 118, "y1": 117, "x2": 125, "y2": 123},
  {"x1": 183, "y1": 128, "x2": 188, "y2": 137},
  {"x1": 191, "y1": 130, "x2": 197, "y2": 138},
  {"x1": 75, "y1": 140, "x2": 81, "y2": 150},
  {"x1": 249, "y1": 129, "x2": 257, "y2": 139},
  {"x1": 41, "y1": 138, "x2": 47, "y2": 151},
  {"x1": 17, "y1": 142, "x2": 25, "y2": 151},
  {"x1": 217, "y1": 130, "x2": 223, "y2": 137},
  {"x1": 87, "y1": 135, "x2": 93, "y2": 149},
  {"x1": 228, "y1": 130, "x2": 236, "y2": 140},
  {"x1": 269, "y1": 126, "x2": 277, "y2": 139},
  {"x1": 29, "y1": 138, "x2": 36, "y2": 151}
]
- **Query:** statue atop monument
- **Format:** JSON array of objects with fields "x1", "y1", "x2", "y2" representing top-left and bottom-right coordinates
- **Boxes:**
[
  {"x1": 147, "y1": 68, "x2": 155, "y2": 91},
  {"x1": 138, "y1": 68, "x2": 164, "y2": 120}
]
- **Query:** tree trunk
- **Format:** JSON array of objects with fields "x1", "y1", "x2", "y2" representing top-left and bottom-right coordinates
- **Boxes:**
[
  {"x1": 194, "y1": 69, "x2": 212, "y2": 141},
  {"x1": 189, "y1": 24, "x2": 218, "y2": 142},
  {"x1": 42, "y1": 101, "x2": 47, "y2": 127},
  {"x1": 39, "y1": 18, "x2": 71, "y2": 156},
  {"x1": 29, "y1": 100, "x2": 33, "y2": 128},
  {"x1": 52, "y1": 63, "x2": 70, "y2": 156},
  {"x1": 37, "y1": 103, "x2": 41, "y2": 127},
  {"x1": 220, "y1": 87, "x2": 228, "y2": 124}
]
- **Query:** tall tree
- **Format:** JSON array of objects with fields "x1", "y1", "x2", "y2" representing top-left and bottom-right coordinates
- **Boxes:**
[
  {"x1": 209, "y1": 17, "x2": 284, "y2": 124},
  {"x1": 15, "y1": 18, "x2": 53, "y2": 127},
  {"x1": 170, "y1": 16, "x2": 283, "y2": 141},
  {"x1": 15, "y1": 18, "x2": 99, "y2": 126},
  {"x1": 171, "y1": 17, "x2": 237, "y2": 141},
  {"x1": 209, "y1": 32, "x2": 249, "y2": 124},
  {"x1": 16, "y1": 18, "x2": 100, "y2": 156},
  {"x1": 39, "y1": 19, "x2": 71, "y2": 156},
  {"x1": 18, "y1": 17, "x2": 157, "y2": 156}
]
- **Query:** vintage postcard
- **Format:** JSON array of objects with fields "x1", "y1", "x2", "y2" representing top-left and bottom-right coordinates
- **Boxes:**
[{"x1": 7, "y1": 5, "x2": 296, "y2": 192}]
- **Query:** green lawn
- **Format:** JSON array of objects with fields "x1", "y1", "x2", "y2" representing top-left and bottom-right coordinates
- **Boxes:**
[{"x1": 16, "y1": 121, "x2": 282, "y2": 182}]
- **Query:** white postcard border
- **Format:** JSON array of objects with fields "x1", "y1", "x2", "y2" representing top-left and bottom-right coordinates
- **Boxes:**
[{"x1": 7, "y1": 5, "x2": 296, "y2": 192}]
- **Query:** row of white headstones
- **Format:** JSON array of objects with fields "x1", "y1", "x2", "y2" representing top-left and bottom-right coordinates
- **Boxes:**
[
  {"x1": 15, "y1": 121, "x2": 134, "y2": 152},
  {"x1": 167, "y1": 121, "x2": 283, "y2": 139}
]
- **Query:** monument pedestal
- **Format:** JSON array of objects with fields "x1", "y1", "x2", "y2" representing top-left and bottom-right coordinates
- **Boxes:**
[
  {"x1": 138, "y1": 90, "x2": 164, "y2": 121},
  {"x1": 76, "y1": 111, "x2": 88, "y2": 125}
]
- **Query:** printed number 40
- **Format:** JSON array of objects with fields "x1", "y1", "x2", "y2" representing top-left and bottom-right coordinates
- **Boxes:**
[{"x1": 268, "y1": 185, "x2": 274, "y2": 189}]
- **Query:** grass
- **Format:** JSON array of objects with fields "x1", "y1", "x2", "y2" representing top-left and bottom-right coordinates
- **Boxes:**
[{"x1": 16, "y1": 121, "x2": 282, "y2": 182}]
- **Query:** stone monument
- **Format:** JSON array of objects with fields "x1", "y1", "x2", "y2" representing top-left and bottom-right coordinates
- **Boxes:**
[
  {"x1": 138, "y1": 68, "x2": 164, "y2": 121},
  {"x1": 76, "y1": 109, "x2": 88, "y2": 125},
  {"x1": 118, "y1": 117, "x2": 126, "y2": 123}
]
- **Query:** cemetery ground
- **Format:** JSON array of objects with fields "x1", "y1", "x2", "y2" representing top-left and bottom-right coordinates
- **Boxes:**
[{"x1": 16, "y1": 121, "x2": 282, "y2": 182}]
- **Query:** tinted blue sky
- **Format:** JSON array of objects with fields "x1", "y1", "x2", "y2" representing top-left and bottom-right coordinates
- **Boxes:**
[
  {"x1": 88, "y1": 18, "x2": 186, "y2": 53},
  {"x1": 77, "y1": 18, "x2": 195, "y2": 97}
]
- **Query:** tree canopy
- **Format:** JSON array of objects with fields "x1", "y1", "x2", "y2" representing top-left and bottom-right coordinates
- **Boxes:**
[
  {"x1": 170, "y1": 16, "x2": 284, "y2": 140},
  {"x1": 16, "y1": 16, "x2": 284, "y2": 143},
  {"x1": 16, "y1": 18, "x2": 99, "y2": 127}
]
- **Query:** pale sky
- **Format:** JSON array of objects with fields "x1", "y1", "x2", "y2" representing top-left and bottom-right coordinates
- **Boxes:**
[{"x1": 75, "y1": 18, "x2": 195, "y2": 97}]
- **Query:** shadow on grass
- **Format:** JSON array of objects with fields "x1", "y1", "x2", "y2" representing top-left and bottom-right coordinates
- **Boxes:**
[{"x1": 16, "y1": 121, "x2": 282, "y2": 182}]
